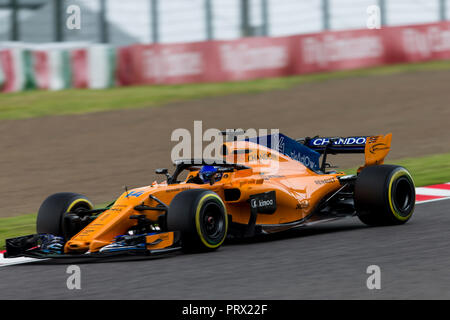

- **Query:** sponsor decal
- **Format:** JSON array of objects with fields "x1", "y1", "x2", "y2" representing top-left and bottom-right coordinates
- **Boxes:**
[
  {"x1": 248, "y1": 151, "x2": 276, "y2": 162},
  {"x1": 369, "y1": 143, "x2": 389, "y2": 154},
  {"x1": 302, "y1": 34, "x2": 384, "y2": 67},
  {"x1": 311, "y1": 137, "x2": 367, "y2": 147},
  {"x1": 142, "y1": 47, "x2": 203, "y2": 82},
  {"x1": 260, "y1": 174, "x2": 285, "y2": 180},
  {"x1": 314, "y1": 177, "x2": 337, "y2": 185},
  {"x1": 250, "y1": 198, "x2": 274, "y2": 209},
  {"x1": 249, "y1": 191, "x2": 276, "y2": 214},
  {"x1": 402, "y1": 26, "x2": 450, "y2": 59},
  {"x1": 98, "y1": 213, "x2": 111, "y2": 221},
  {"x1": 165, "y1": 187, "x2": 190, "y2": 193},
  {"x1": 296, "y1": 200, "x2": 310, "y2": 209},
  {"x1": 109, "y1": 204, "x2": 127, "y2": 212},
  {"x1": 220, "y1": 43, "x2": 288, "y2": 75},
  {"x1": 276, "y1": 134, "x2": 320, "y2": 171},
  {"x1": 125, "y1": 191, "x2": 145, "y2": 198}
]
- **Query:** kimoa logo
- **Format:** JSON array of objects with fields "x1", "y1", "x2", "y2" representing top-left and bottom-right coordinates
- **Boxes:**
[{"x1": 251, "y1": 198, "x2": 274, "y2": 208}]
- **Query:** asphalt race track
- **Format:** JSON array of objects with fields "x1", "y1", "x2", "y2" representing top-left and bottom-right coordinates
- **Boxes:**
[{"x1": 0, "y1": 199, "x2": 449, "y2": 300}]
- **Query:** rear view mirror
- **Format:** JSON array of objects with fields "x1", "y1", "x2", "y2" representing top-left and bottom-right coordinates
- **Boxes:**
[
  {"x1": 155, "y1": 168, "x2": 168, "y2": 175},
  {"x1": 155, "y1": 168, "x2": 171, "y2": 182}
]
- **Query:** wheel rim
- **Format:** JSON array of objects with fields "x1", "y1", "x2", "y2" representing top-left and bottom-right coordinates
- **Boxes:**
[
  {"x1": 200, "y1": 201, "x2": 225, "y2": 244},
  {"x1": 63, "y1": 201, "x2": 93, "y2": 239},
  {"x1": 71, "y1": 204, "x2": 91, "y2": 216}
]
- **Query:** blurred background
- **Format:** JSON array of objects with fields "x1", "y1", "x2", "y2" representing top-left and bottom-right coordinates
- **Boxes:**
[{"x1": 0, "y1": 0, "x2": 448, "y2": 45}]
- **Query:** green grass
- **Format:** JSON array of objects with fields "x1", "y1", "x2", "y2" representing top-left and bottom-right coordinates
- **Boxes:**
[
  {"x1": 387, "y1": 153, "x2": 450, "y2": 186},
  {"x1": 2, "y1": 59, "x2": 450, "y2": 120},
  {"x1": 1, "y1": 152, "x2": 450, "y2": 250},
  {"x1": 344, "y1": 152, "x2": 450, "y2": 187}
]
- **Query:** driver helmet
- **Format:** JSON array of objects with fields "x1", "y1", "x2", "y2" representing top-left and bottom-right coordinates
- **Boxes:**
[{"x1": 199, "y1": 165, "x2": 219, "y2": 183}]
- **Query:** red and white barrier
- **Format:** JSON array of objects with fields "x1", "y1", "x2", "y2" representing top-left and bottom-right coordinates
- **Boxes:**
[
  {"x1": 3, "y1": 21, "x2": 450, "y2": 93},
  {"x1": 416, "y1": 183, "x2": 450, "y2": 204},
  {"x1": 119, "y1": 21, "x2": 450, "y2": 86}
]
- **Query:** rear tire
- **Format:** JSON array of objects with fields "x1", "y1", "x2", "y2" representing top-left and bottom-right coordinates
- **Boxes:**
[
  {"x1": 355, "y1": 165, "x2": 415, "y2": 226},
  {"x1": 36, "y1": 192, "x2": 94, "y2": 239},
  {"x1": 167, "y1": 189, "x2": 228, "y2": 252}
]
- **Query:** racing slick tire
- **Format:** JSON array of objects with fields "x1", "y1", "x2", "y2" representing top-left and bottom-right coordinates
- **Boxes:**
[
  {"x1": 355, "y1": 165, "x2": 415, "y2": 226},
  {"x1": 167, "y1": 189, "x2": 228, "y2": 252},
  {"x1": 36, "y1": 192, "x2": 94, "y2": 239}
]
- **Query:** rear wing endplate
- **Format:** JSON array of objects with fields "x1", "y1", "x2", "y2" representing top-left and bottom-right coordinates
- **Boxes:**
[
  {"x1": 360, "y1": 133, "x2": 392, "y2": 170},
  {"x1": 299, "y1": 134, "x2": 392, "y2": 171}
]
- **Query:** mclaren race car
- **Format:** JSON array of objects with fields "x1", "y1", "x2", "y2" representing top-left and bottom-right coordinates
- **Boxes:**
[{"x1": 4, "y1": 132, "x2": 415, "y2": 260}]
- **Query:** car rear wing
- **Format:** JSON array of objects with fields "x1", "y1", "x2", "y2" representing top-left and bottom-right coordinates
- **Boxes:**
[
  {"x1": 298, "y1": 134, "x2": 392, "y2": 171},
  {"x1": 299, "y1": 136, "x2": 368, "y2": 154}
]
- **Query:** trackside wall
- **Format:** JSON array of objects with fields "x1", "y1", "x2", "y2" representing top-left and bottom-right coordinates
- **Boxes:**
[{"x1": 2, "y1": 22, "x2": 450, "y2": 92}]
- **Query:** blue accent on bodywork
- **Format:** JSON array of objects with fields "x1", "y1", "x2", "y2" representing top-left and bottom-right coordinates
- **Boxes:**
[
  {"x1": 39, "y1": 234, "x2": 65, "y2": 254},
  {"x1": 246, "y1": 133, "x2": 320, "y2": 171},
  {"x1": 125, "y1": 191, "x2": 145, "y2": 198}
]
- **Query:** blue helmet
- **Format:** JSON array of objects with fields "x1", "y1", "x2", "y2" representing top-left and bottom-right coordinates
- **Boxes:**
[{"x1": 199, "y1": 165, "x2": 218, "y2": 183}]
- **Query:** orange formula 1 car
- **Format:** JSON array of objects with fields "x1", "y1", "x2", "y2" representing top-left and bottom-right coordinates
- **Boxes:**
[{"x1": 4, "y1": 132, "x2": 415, "y2": 260}]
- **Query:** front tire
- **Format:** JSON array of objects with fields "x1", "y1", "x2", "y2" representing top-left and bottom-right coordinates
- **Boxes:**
[
  {"x1": 355, "y1": 165, "x2": 415, "y2": 226},
  {"x1": 36, "y1": 192, "x2": 94, "y2": 239},
  {"x1": 167, "y1": 189, "x2": 228, "y2": 252}
]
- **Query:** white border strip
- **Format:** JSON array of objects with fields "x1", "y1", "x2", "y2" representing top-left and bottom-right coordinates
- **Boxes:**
[
  {"x1": 416, "y1": 182, "x2": 450, "y2": 204},
  {"x1": 416, "y1": 187, "x2": 450, "y2": 197},
  {"x1": 0, "y1": 253, "x2": 44, "y2": 267},
  {"x1": 416, "y1": 197, "x2": 450, "y2": 205}
]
